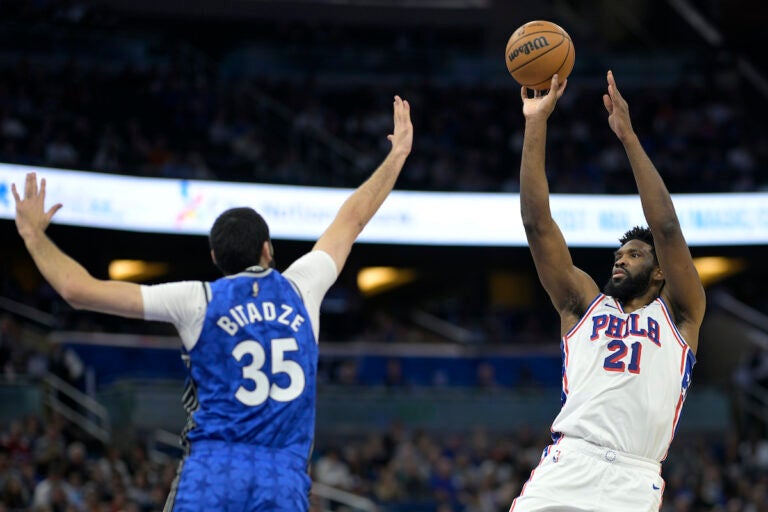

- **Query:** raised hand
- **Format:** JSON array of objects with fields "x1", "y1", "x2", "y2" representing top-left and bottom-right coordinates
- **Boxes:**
[
  {"x1": 521, "y1": 74, "x2": 567, "y2": 121},
  {"x1": 12, "y1": 172, "x2": 63, "y2": 240},
  {"x1": 387, "y1": 95, "x2": 413, "y2": 157},
  {"x1": 603, "y1": 70, "x2": 635, "y2": 143}
]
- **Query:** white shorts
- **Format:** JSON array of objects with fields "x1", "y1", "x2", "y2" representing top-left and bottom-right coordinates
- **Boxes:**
[{"x1": 509, "y1": 437, "x2": 665, "y2": 512}]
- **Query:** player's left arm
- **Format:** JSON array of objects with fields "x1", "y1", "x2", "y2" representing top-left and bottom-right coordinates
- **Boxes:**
[
  {"x1": 13, "y1": 172, "x2": 144, "y2": 319},
  {"x1": 604, "y1": 71, "x2": 706, "y2": 350},
  {"x1": 313, "y1": 95, "x2": 412, "y2": 273}
]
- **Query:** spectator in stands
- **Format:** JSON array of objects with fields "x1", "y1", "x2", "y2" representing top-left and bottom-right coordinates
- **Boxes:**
[
  {"x1": 31, "y1": 459, "x2": 76, "y2": 510},
  {"x1": 33, "y1": 424, "x2": 66, "y2": 474},
  {"x1": 2, "y1": 410, "x2": 768, "y2": 511},
  {"x1": 314, "y1": 447, "x2": 355, "y2": 491},
  {"x1": 1, "y1": 472, "x2": 30, "y2": 510},
  {"x1": 0, "y1": 7, "x2": 764, "y2": 194},
  {"x1": 384, "y1": 358, "x2": 406, "y2": 389}
]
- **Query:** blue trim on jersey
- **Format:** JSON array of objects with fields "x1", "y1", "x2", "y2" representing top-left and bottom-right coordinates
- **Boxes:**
[
  {"x1": 559, "y1": 339, "x2": 568, "y2": 406},
  {"x1": 681, "y1": 349, "x2": 695, "y2": 398},
  {"x1": 656, "y1": 297, "x2": 697, "y2": 362},
  {"x1": 670, "y1": 349, "x2": 696, "y2": 443}
]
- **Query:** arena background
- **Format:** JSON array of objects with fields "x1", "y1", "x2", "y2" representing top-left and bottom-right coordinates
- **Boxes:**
[{"x1": 1, "y1": 1, "x2": 767, "y2": 511}]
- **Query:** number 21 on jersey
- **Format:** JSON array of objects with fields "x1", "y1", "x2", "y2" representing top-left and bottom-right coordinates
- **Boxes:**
[{"x1": 603, "y1": 339, "x2": 643, "y2": 374}]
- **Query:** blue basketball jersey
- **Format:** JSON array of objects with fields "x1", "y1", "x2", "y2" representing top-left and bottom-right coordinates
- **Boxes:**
[{"x1": 181, "y1": 267, "x2": 318, "y2": 461}]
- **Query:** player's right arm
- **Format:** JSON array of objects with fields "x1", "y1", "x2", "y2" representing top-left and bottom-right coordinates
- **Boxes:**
[
  {"x1": 519, "y1": 76, "x2": 599, "y2": 324},
  {"x1": 313, "y1": 95, "x2": 412, "y2": 274}
]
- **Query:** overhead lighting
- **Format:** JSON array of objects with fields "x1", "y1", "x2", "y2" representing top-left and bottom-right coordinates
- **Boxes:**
[
  {"x1": 693, "y1": 256, "x2": 746, "y2": 286},
  {"x1": 357, "y1": 267, "x2": 417, "y2": 296},
  {"x1": 108, "y1": 260, "x2": 169, "y2": 282}
]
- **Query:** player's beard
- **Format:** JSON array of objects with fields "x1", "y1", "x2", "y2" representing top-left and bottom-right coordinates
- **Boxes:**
[{"x1": 603, "y1": 265, "x2": 653, "y2": 302}]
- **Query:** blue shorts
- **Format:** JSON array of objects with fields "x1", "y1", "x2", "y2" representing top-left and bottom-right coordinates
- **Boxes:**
[{"x1": 164, "y1": 441, "x2": 311, "y2": 512}]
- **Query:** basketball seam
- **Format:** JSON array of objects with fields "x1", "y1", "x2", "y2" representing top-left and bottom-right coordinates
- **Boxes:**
[
  {"x1": 555, "y1": 37, "x2": 573, "y2": 76},
  {"x1": 506, "y1": 30, "x2": 566, "y2": 51},
  {"x1": 510, "y1": 36, "x2": 572, "y2": 87},
  {"x1": 506, "y1": 32, "x2": 566, "y2": 74}
]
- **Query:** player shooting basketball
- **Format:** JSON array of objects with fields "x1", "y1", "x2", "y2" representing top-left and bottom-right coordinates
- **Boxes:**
[{"x1": 510, "y1": 71, "x2": 706, "y2": 511}]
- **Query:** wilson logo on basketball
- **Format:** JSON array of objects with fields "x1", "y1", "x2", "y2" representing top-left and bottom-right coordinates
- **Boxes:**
[{"x1": 508, "y1": 36, "x2": 550, "y2": 62}]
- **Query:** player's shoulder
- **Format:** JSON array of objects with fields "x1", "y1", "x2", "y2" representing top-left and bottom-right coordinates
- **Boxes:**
[{"x1": 283, "y1": 251, "x2": 337, "y2": 279}]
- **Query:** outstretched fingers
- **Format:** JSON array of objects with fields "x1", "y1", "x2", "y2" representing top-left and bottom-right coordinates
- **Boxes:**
[
  {"x1": 603, "y1": 94, "x2": 613, "y2": 114},
  {"x1": 46, "y1": 203, "x2": 63, "y2": 222},
  {"x1": 388, "y1": 94, "x2": 413, "y2": 152},
  {"x1": 11, "y1": 183, "x2": 21, "y2": 203},
  {"x1": 549, "y1": 74, "x2": 559, "y2": 94},
  {"x1": 554, "y1": 77, "x2": 567, "y2": 99},
  {"x1": 25, "y1": 172, "x2": 38, "y2": 199},
  {"x1": 538, "y1": 75, "x2": 566, "y2": 102},
  {"x1": 398, "y1": 96, "x2": 411, "y2": 123},
  {"x1": 607, "y1": 70, "x2": 625, "y2": 105},
  {"x1": 41, "y1": 178, "x2": 63, "y2": 221},
  {"x1": 393, "y1": 95, "x2": 409, "y2": 125},
  {"x1": 13, "y1": 172, "x2": 40, "y2": 204}
]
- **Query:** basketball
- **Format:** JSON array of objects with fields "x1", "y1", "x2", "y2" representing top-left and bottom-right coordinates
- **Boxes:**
[{"x1": 505, "y1": 20, "x2": 575, "y2": 90}]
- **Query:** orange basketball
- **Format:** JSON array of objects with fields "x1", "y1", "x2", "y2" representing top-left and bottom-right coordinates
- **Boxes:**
[{"x1": 505, "y1": 20, "x2": 575, "y2": 90}]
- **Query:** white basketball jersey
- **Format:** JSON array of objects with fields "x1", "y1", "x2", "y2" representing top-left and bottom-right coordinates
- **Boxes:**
[{"x1": 550, "y1": 293, "x2": 695, "y2": 462}]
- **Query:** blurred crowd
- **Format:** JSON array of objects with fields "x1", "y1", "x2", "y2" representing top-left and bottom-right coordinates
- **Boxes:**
[
  {"x1": 0, "y1": 414, "x2": 177, "y2": 512},
  {"x1": 1, "y1": 0, "x2": 767, "y2": 344},
  {"x1": 1, "y1": 55, "x2": 764, "y2": 194},
  {"x1": 0, "y1": 315, "x2": 83, "y2": 391},
  {"x1": 1, "y1": 3, "x2": 768, "y2": 510},
  {"x1": 2, "y1": 413, "x2": 768, "y2": 512},
  {"x1": 0, "y1": 2, "x2": 766, "y2": 194},
  {"x1": 312, "y1": 422, "x2": 768, "y2": 512}
]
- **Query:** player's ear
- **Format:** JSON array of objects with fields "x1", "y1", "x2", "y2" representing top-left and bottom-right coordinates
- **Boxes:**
[
  {"x1": 261, "y1": 241, "x2": 273, "y2": 267},
  {"x1": 210, "y1": 249, "x2": 217, "y2": 265}
]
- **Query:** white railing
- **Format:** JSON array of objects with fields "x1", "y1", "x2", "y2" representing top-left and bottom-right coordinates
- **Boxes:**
[
  {"x1": 712, "y1": 291, "x2": 768, "y2": 429},
  {"x1": 147, "y1": 428, "x2": 184, "y2": 466},
  {"x1": 712, "y1": 291, "x2": 768, "y2": 344},
  {"x1": 311, "y1": 482, "x2": 378, "y2": 512},
  {"x1": 43, "y1": 373, "x2": 111, "y2": 444}
]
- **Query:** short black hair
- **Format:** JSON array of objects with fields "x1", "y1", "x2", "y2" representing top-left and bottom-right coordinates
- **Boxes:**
[
  {"x1": 619, "y1": 226, "x2": 654, "y2": 247},
  {"x1": 209, "y1": 207, "x2": 270, "y2": 275},
  {"x1": 619, "y1": 226, "x2": 656, "y2": 261}
]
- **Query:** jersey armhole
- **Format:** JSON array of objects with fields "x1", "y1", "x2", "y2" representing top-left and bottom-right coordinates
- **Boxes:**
[
  {"x1": 203, "y1": 282, "x2": 211, "y2": 304},
  {"x1": 563, "y1": 293, "x2": 605, "y2": 340}
]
